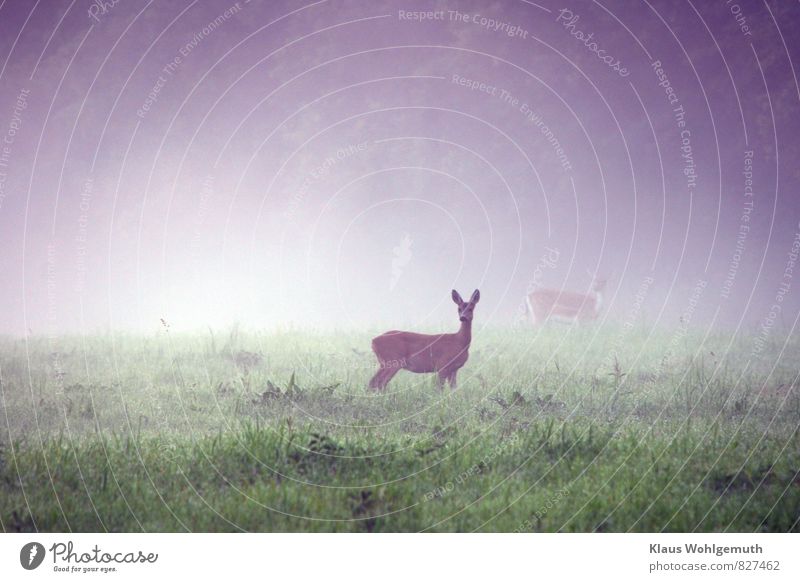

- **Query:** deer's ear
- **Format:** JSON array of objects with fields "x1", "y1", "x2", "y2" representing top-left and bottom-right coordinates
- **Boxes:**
[
  {"x1": 452, "y1": 290, "x2": 464, "y2": 305},
  {"x1": 470, "y1": 289, "x2": 481, "y2": 303}
]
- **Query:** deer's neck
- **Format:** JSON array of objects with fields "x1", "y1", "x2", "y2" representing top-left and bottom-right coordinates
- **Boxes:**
[{"x1": 457, "y1": 320, "x2": 472, "y2": 346}]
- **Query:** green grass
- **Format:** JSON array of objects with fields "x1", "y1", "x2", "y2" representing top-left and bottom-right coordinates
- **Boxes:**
[{"x1": 1, "y1": 324, "x2": 799, "y2": 532}]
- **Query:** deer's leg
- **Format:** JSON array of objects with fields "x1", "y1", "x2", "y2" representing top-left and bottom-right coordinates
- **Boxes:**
[
  {"x1": 436, "y1": 371, "x2": 448, "y2": 390},
  {"x1": 369, "y1": 366, "x2": 388, "y2": 390},
  {"x1": 448, "y1": 370, "x2": 458, "y2": 389},
  {"x1": 379, "y1": 366, "x2": 400, "y2": 389}
]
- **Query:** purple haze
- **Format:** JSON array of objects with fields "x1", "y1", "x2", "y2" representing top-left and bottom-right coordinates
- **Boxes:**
[{"x1": 0, "y1": 0, "x2": 799, "y2": 335}]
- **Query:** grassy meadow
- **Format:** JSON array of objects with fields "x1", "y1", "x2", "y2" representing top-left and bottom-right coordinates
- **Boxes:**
[{"x1": 1, "y1": 323, "x2": 799, "y2": 532}]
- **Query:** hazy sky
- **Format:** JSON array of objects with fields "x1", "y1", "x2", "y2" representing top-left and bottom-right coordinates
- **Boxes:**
[{"x1": 1, "y1": 0, "x2": 799, "y2": 334}]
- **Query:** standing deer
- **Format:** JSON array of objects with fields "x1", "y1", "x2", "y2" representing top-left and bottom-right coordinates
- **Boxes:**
[
  {"x1": 369, "y1": 289, "x2": 480, "y2": 390},
  {"x1": 526, "y1": 276, "x2": 605, "y2": 326}
]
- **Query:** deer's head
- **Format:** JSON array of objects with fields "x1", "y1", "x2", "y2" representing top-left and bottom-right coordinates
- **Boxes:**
[{"x1": 452, "y1": 289, "x2": 480, "y2": 323}]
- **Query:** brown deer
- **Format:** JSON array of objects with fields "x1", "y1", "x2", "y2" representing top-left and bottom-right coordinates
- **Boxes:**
[
  {"x1": 368, "y1": 289, "x2": 480, "y2": 390},
  {"x1": 526, "y1": 275, "x2": 605, "y2": 326}
]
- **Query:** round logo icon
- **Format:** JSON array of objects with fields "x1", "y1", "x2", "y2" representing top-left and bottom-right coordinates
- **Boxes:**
[{"x1": 20, "y1": 542, "x2": 46, "y2": 570}]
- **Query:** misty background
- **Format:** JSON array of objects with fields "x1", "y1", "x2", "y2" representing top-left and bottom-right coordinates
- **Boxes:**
[{"x1": 0, "y1": 0, "x2": 799, "y2": 335}]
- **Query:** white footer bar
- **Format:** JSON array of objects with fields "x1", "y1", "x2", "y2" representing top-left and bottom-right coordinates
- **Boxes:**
[{"x1": 1, "y1": 533, "x2": 796, "y2": 581}]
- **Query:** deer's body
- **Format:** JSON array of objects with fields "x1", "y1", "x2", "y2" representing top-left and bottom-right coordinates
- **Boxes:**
[
  {"x1": 526, "y1": 278, "x2": 605, "y2": 326},
  {"x1": 369, "y1": 289, "x2": 479, "y2": 390}
]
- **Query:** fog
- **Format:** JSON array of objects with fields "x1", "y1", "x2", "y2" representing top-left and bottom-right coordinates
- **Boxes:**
[{"x1": 1, "y1": 0, "x2": 798, "y2": 335}]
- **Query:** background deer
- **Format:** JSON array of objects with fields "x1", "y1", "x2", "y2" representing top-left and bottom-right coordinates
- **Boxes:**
[
  {"x1": 526, "y1": 276, "x2": 605, "y2": 326},
  {"x1": 369, "y1": 289, "x2": 480, "y2": 390}
]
